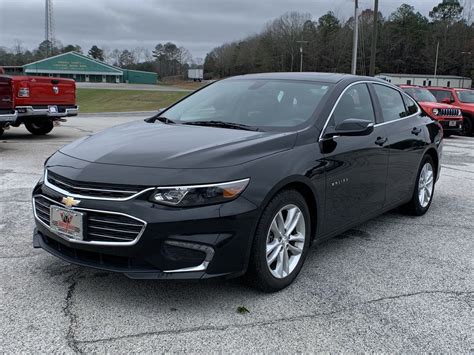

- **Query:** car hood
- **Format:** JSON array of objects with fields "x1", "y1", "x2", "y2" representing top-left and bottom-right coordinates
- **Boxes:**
[
  {"x1": 59, "y1": 121, "x2": 297, "y2": 169},
  {"x1": 419, "y1": 101, "x2": 459, "y2": 109}
]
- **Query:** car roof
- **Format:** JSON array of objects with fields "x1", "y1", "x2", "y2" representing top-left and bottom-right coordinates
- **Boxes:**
[
  {"x1": 225, "y1": 72, "x2": 383, "y2": 84},
  {"x1": 427, "y1": 87, "x2": 472, "y2": 91}
]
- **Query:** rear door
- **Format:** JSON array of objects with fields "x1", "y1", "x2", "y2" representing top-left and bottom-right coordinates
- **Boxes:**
[
  {"x1": 0, "y1": 76, "x2": 13, "y2": 111},
  {"x1": 371, "y1": 83, "x2": 427, "y2": 206},
  {"x1": 320, "y1": 83, "x2": 389, "y2": 234}
]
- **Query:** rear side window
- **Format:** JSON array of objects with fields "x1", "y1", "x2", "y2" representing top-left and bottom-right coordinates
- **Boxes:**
[
  {"x1": 328, "y1": 83, "x2": 375, "y2": 128},
  {"x1": 403, "y1": 95, "x2": 418, "y2": 115},
  {"x1": 373, "y1": 84, "x2": 407, "y2": 122}
]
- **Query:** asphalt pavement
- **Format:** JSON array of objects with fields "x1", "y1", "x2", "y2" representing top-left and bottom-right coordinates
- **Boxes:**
[{"x1": 1, "y1": 114, "x2": 472, "y2": 352}]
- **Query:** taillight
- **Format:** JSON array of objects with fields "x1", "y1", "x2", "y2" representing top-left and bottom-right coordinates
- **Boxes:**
[{"x1": 18, "y1": 87, "x2": 30, "y2": 97}]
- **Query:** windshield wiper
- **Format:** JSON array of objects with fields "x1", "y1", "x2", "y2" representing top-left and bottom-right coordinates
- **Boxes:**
[
  {"x1": 183, "y1": 120, "x2": 260, "y2": 131},
  {"x1": 145, "y1": 115, "x2": 176, "y2": 124}
]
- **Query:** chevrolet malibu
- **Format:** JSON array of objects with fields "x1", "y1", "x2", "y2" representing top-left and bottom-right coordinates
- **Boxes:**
[{"x1": 32, "y1": 73, "x2": 442, "y2": 292}]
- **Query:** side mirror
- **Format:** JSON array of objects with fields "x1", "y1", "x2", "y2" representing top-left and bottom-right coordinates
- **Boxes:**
[
  {"x1": 441, "y1": 98, "x2": 452, "y2": 104},
  {"x1": 324, "y1": 118, "x2": 374, "y2": 138}
]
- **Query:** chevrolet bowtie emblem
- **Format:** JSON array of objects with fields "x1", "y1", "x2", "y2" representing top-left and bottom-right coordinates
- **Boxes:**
[{"x1": 62, "y1": 196, "x2": 80, "y2": 208}]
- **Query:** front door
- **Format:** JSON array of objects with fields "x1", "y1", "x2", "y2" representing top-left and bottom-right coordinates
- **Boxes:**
[{"x1": 320, "y1": 83, "x2": 389, "y2": 234}]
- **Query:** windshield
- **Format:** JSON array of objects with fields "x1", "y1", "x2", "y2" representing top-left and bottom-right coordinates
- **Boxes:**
[
  {"x1": 403, "y1": 88, "x2": 437, "y2": 103},
  {"x1": 456, "y1": 90, "x2": 474, "y2": 103},
  {"x1": 160, "y1": 79, "x2": 333, "y2": 129}
]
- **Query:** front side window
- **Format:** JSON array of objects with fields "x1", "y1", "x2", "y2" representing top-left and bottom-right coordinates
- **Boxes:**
[
  {"x1": 327, "y1": 83, "x2": 375, "y2": 128},
  {"x1": 161, "y1": 79, "x2": 333, "y2": 129},
  {"x1": 373, "y1": 84, "x2": 408, "y2": 122},
  {"x1": 456, "y1": 90, "x2": 474, "y2": 103}
]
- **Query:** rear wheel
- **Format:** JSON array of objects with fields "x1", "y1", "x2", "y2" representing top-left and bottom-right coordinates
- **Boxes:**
[
  {"x1": 25, "y1": 119, "x2": 54, "y2": 135},
  {"x1": 247, "y1": 190, "x2": 311, "y2": 292},
  {"x1": 402, "y1": 155, "x2": 435, "y2": 216}
]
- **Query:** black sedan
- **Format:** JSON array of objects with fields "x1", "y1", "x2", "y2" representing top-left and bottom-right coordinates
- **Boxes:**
[{"x1": 32, "y1": 73, "x2": 442, "y2": 292}]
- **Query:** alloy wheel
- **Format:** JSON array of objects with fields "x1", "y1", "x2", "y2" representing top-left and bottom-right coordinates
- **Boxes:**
[
  {"x1": 418, "y1": 162, "x2": 434, "y2": 208},
  {"x1": 266, "y1": 204, "x2": 306, "y2": 279}
]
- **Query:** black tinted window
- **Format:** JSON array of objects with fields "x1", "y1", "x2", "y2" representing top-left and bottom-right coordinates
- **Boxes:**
[
  {"x1": 373, "y1": 85, "x2": 407, "y2": 122},
  {"x1": 403, "y1": 94, "x2": 418, "y2": 115},
  {"x1": 162, "y1": 79, "x2": 333, "y2": 128},
  {"x1": 329, "y1": 83, "x2": 375, "y2": 127},
  {"x1": 430, "y1": 89, "x2": 454, "y2": 102}
]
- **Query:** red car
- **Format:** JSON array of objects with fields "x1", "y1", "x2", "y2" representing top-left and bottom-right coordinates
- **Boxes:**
[
  {"x1": 400, "y1": 85, "x2": 463, "y2": 137},
  {"x1": 0, "y1": 75, "x2": 78, "y2": 136},
  {"x1": 427, "y1": 87, "x2": 474, "y2": 137}
]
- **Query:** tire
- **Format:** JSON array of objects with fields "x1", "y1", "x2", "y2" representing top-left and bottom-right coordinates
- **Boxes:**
[
  {"x1": 246, "y1": 190, "x2": 311, "y2": 292},
  {"x1": 462, "y1": 116, "x2": 473, "y2": 137},
  {"x1": 25, "y1": 120, "x2": 54, "y2": 135},
  {"x1": 402, "y1": 155, "x2": 436, "y2": 216},
  {"x1": 0, "y1": 128, "x2": 3, "y2": 137}
]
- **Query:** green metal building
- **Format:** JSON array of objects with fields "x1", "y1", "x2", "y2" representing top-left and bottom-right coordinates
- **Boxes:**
[{"x1": 22, "y1": 52, "x2": 157, "y2": 84}]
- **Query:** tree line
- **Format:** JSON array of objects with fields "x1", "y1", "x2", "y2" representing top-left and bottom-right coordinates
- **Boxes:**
[{"x1": 204, "y1": 1, "x2": 474, "y2": 80}]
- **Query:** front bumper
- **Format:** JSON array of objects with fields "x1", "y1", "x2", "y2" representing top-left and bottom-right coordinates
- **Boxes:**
[
  {"x1": 438, "y1": 119, "x2": 463, "y2": 133},
  {"x1": 17, "y1": 105, "x2": 79, "y2": 118},
  {"x1": 0, "y1": 110, "x2": 18, "y2": 125},
  {"x1": 32, "y1": 182, "x2": 260, "y2": 280}
]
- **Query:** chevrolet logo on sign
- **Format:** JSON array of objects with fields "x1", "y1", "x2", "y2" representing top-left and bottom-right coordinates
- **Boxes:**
[
  {"x1": 53, "y1": 86, "x2": 59, "y2": 94},
  {"x1": 61, "y1": 196, "x2": 80, "y2": 208}
]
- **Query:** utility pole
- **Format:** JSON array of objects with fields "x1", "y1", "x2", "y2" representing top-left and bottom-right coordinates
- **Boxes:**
[
  {"x1": 351, "y1": 0, "x2": 359, "y2": 75},
  {"x1": 434, "y1": 41, "x2": 440, "y2": 84},
  {"x1": 369, "y1": 0, "x2": 379, "y2": 76},
  {"x1": 297, "y1": 40, "x2": 308, "y2": 72}
]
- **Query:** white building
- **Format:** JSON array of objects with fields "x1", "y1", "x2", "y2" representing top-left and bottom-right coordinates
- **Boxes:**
[{"x1": 376, "y1": 73, "x2": 472, "y2": 89}]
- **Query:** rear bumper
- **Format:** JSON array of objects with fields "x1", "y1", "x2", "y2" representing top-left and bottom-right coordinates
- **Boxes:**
[
  {"x1": 16, "y1": 105, "x2": 79, "y2": 118},
  {"x1": 0, "y1": 110, "x2": 18, "y2": 124}
]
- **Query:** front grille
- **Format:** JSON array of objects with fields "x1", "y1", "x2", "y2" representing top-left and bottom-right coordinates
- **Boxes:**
[
  {"x1": 439, "y1": 108, "x2": 460, "y2": 117},
  {"x1": 34, "y1": 195, "x2": 146, "y2": 244},
  {"x1": 47, "y1": 171, "x2": 147, "y2": 199}
]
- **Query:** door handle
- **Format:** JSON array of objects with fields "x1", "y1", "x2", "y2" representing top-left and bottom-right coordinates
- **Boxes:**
[
  {"x1": 375, "y1": 137, "x2": 387, "y2": 146},
  {"x1": 411, "y1": 127, "x2": 422, "y2": 135}
]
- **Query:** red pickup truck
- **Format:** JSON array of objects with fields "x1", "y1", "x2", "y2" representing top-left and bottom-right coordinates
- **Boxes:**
[
  {"x1": 0, "y1": 75, "x2": 78, "y2": 136},
  {"x1": 400, "y1": 85, "x2": 464, "y2": 136},
  {"x1": 427, "y1": 87, "x2": 474, "y2": 137}
]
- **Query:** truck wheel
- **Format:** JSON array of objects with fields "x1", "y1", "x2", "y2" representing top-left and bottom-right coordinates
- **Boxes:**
[
  {"x1": 462, "y1": 116, "x2": 473, "y2": 137},
  {"x1": 25, "y1": 120, "x2": 54, "y2": 135}
]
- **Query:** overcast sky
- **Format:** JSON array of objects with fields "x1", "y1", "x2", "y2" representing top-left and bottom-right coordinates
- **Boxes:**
[{"x1": 0, "y1": 0, "x2": 453, "y2": 59}]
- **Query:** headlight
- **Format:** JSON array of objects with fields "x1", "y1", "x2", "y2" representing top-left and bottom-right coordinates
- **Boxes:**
[
  {"x1": 432, "y1": 108, "x2": 439, "y2": 116},
  {"x1": 150, "y1": 178, "x2": 250, "y2": 207},
  {"x1": 458, "y1": 109, "x2": 462, "y2": 116}
]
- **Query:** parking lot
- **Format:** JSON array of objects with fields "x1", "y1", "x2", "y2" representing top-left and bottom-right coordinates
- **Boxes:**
[{"x1": 1, "y1": 114, "x2": 472, "y2": 352}]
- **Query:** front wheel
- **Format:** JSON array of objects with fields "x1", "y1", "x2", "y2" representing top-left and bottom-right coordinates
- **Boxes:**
[
  {"x1": 462, "y1": 116, "x2": 473, "y2": 137},
  {"x1": 247, "y1": 190, "x2": 311, "y2": 292},
  {"x1": 402, "y1": 155, "x2": 435, "y2": 216},
  {"x1": 24, "y1": 120, "x2": 54, "y2": 135}
]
